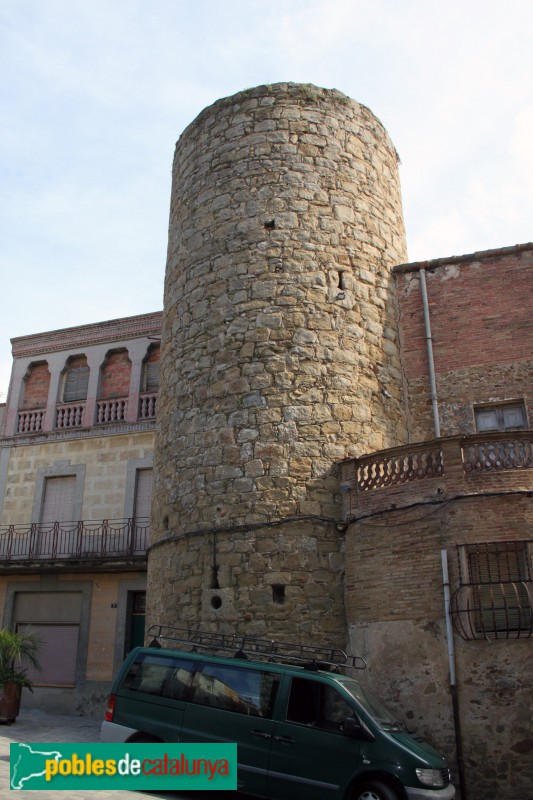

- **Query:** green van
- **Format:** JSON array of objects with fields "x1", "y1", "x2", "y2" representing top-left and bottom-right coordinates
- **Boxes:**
[{"x1": 101, "y1": 626, "x2": 455, "y2": 800}]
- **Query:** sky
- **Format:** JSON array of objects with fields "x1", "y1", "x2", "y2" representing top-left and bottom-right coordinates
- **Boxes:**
[{"x1": 1, "y1": 0, "x2": 533, "y2": 398}]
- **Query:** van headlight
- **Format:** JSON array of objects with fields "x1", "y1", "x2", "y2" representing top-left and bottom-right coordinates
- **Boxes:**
[{"x1": 416, "y1": 768, "x2": 445, "y2": 788}]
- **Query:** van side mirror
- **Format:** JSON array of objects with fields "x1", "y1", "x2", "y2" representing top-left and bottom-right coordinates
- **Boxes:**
[{"x1": 341, "y1": 717, "x2": 376, "y2": 742}]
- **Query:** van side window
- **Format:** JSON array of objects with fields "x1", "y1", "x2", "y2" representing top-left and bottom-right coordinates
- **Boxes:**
[
  {"x1": 125, "y1": 653, "x2": 195, "y2": 700},
  {"x1": 190, "y1": 663, "x2": 279, "y2": 718},
  {"x1": 287, "y1": 678, "x2": 353, "y2": 733}
]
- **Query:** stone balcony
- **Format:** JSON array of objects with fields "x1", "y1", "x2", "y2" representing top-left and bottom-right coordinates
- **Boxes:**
[
  {"x1": 15, "y1": 393, "x2": 157, "y2": 434},
  {"x1": 0, "y1": 517, "x2": 149, "y2": 572},
  {"x1": 340, "y1": 431, "x2": 533, "y2": 520}
]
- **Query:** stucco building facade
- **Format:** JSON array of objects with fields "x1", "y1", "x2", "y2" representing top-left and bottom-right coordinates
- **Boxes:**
[{"x1": 0, "y1": 312, "x2": 161, "y2": 714}]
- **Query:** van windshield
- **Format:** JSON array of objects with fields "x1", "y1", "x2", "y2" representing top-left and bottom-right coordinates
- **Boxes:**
[{"x1": 336, "y1": 678, "x2": 409, "y2": 732}]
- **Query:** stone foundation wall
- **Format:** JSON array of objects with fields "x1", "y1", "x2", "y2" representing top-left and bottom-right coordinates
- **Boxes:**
[
  {"x1": 345, "y1": 493, "x2": 533, "y2": 800},
  {"x1": 148, "y1": 519, "x2": 346, "y2": 644}
]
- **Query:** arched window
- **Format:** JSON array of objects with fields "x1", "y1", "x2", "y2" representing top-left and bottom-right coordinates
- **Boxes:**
[
  {"x1": 62, "y1": 355, "x2": 89, "y2": 403},
  {"x1": 16, "y1": 361, "x2": 50, "y2": 433},
  {"x1": 96, "y1": 349, "x2": 131, "y2": 424},
  {"x1": 139, "y1": 343, "x2": 160, "y2": 420},
  {"x1": 142, "y1": 343, "x2": 160, "y2": 393}
]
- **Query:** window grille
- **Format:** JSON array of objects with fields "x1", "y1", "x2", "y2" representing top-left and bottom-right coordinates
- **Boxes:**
[{"x1": 451, "y1": 541, "x2": 533, "y2": 640}]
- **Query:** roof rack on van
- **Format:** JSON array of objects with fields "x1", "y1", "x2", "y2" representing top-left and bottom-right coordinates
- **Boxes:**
[{"x1": 146, "y1": 624, "x2": 366, "y2": 671}]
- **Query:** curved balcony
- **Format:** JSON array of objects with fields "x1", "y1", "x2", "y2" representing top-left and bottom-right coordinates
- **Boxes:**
[
  {"x1": 0, "y1": 517, "x2": 149, "y2": 570},
  {"x1": 340, "y1": 431, "x2": 533, "y2": 519}
]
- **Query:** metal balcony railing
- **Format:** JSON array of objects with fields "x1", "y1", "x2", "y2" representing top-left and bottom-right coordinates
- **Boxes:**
[{"x1": 0, "y1": 518, "x2": 149, "y2": 562}]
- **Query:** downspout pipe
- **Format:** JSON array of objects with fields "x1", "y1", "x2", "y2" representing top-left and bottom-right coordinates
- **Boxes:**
[
  {"x1": 441, "y1": 549, "x2": 467, "y2": 800},
  {"x1": 420, "y1": 268, "x2": 441, "y2": 438}
]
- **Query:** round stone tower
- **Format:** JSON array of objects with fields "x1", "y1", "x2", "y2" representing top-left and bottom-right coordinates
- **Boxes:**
[{"x1": 147, "y1": 83, "x2": 408, "y2": 645}]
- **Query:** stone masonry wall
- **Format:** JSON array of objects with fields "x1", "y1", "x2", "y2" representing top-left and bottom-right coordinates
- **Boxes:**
[
  {"x1": 148, "y1": 520, "x2": 346, "y2": 643},
  {"x1": 149, "y1": 82, "x2": 408, "y2": 640}
]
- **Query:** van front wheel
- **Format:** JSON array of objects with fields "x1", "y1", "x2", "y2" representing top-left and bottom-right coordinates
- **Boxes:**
[{"x1": 353, "y1": 781, "x2": 399, "y2": 800}]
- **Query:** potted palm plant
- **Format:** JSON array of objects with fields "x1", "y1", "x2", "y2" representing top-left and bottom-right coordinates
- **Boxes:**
[{"x1": 0, "y1": 628, "x2": 42, "y2": 722}]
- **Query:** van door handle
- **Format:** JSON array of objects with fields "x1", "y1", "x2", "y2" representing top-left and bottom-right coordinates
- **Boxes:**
[
  {"x1": 251, "y1": 730, "x2": 272, "y2": 740},
  {"x1": 273, "y1": 735, "x2": 294, "y2": 744}
]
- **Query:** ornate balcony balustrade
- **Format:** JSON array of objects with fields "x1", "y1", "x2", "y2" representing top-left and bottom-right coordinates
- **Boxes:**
[
  {"x1": 351, "y1": 431, "x2": 533, "y2": 494},
  {"x1": 13, "y1": 394, "x2": 157, "y2": 436},
  {"x1": 138, "y1": 392, "x2": 157, "y2": 420},
  {"x1": 356, "y1": 446, "x2": 444, "y2": 491},
  {"x1": 16, "y1": 408, "x2": 45, "y2": 434},
  {"x1": 0, "y1": 518, "x2": 149, "y2": 563},
  {"x1": 96, "y1": 397, "x2": 128, "y2": 424},
  {"x1": 462, "y1": 436, "x2": 533, "y2": 473},
  {"x1": 342, "y1": 431, "x2": 533, "y2": 520},
  {"x1": 55, "y1": 402, "x2": 86, "y2": 429}
]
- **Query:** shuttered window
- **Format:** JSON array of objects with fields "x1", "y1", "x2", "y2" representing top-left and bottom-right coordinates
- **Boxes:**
[
  {"x1": 134, "y1": 469, "x2": 153, "y2": 520},
  {"x1": 467, "y1": 543, "x2": 532, "y2": 635},
  {"x1": 144, "y1": 362, "x2": 160, "y2": 392},
  {"x1": 475, "y1": 402, "x2": 527, "y2": 433},
  {"x1": 41, "y1": 476, "x2": 76, "y2": 524},
  {"x1": 63, "y1": 367, "x2": 89, "y2": 402},
  {"x1": 17, "y1": 624, "x2": 79, "y2": 686}
]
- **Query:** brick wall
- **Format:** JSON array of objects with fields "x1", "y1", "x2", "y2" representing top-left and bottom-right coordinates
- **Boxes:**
[
  {"x1": 395, "y1": 246, "x2": 533, "y2": 440},
  {"x1": 346, "y1": 494, "x2": 533, "y2": 800},
  {"x1": 21, "y1": 362, "x2": 50, "y2": 408},
  {"x1": 99, "y1": 349, "x2": 132, "y2": 399}
]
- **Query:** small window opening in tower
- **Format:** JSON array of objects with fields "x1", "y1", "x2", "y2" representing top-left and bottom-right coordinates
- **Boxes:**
[
  {"x1": 264, "y1": 219, "x2": 276, "y2": 230},
  {"x1": 211, "y1": 565, "x2": 220, "y2": 590},
  {"x1": 211, "y1": 595, "x2": 222, "y2": 610},
  {"x1": 338, "y1": 271, "x2": 346, "y2": 290},
  {"x1": 272, "y1": 584, "x2": 285, "y2": 604}
]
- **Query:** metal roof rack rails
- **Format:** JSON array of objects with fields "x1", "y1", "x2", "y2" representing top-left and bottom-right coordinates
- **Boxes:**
[{"x1": 146, "y1": 624, "x2": 366, "y2": 671}]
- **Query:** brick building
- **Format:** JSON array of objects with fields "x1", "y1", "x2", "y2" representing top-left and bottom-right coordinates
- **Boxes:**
[
  {"x1": 0, "y1": 312, "x2": 161, "y2": 714},
  {"x1": 342, "y1": 243, "x2": 533, "y2": 800}
]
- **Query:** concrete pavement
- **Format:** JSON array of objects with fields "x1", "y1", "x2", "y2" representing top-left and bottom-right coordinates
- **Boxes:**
[{"x1": 0, "y1": 709, "x2": 242, "y2": 800}]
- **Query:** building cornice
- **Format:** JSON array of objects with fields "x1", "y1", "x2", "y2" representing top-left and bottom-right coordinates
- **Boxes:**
[
  {"x1": 394, "y1": 242, "x2": 533, "y2": 274},
  {"x1": 0, "y1": 419, "x2": 156, "y2": 448},
  {"x1": 11, "y1": 311, "x2": 163, "y2": 359}
]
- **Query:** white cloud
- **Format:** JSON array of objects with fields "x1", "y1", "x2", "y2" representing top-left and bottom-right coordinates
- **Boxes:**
[{"x1": 1, "y1": 0, "x2": 533, "y2": 392}]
